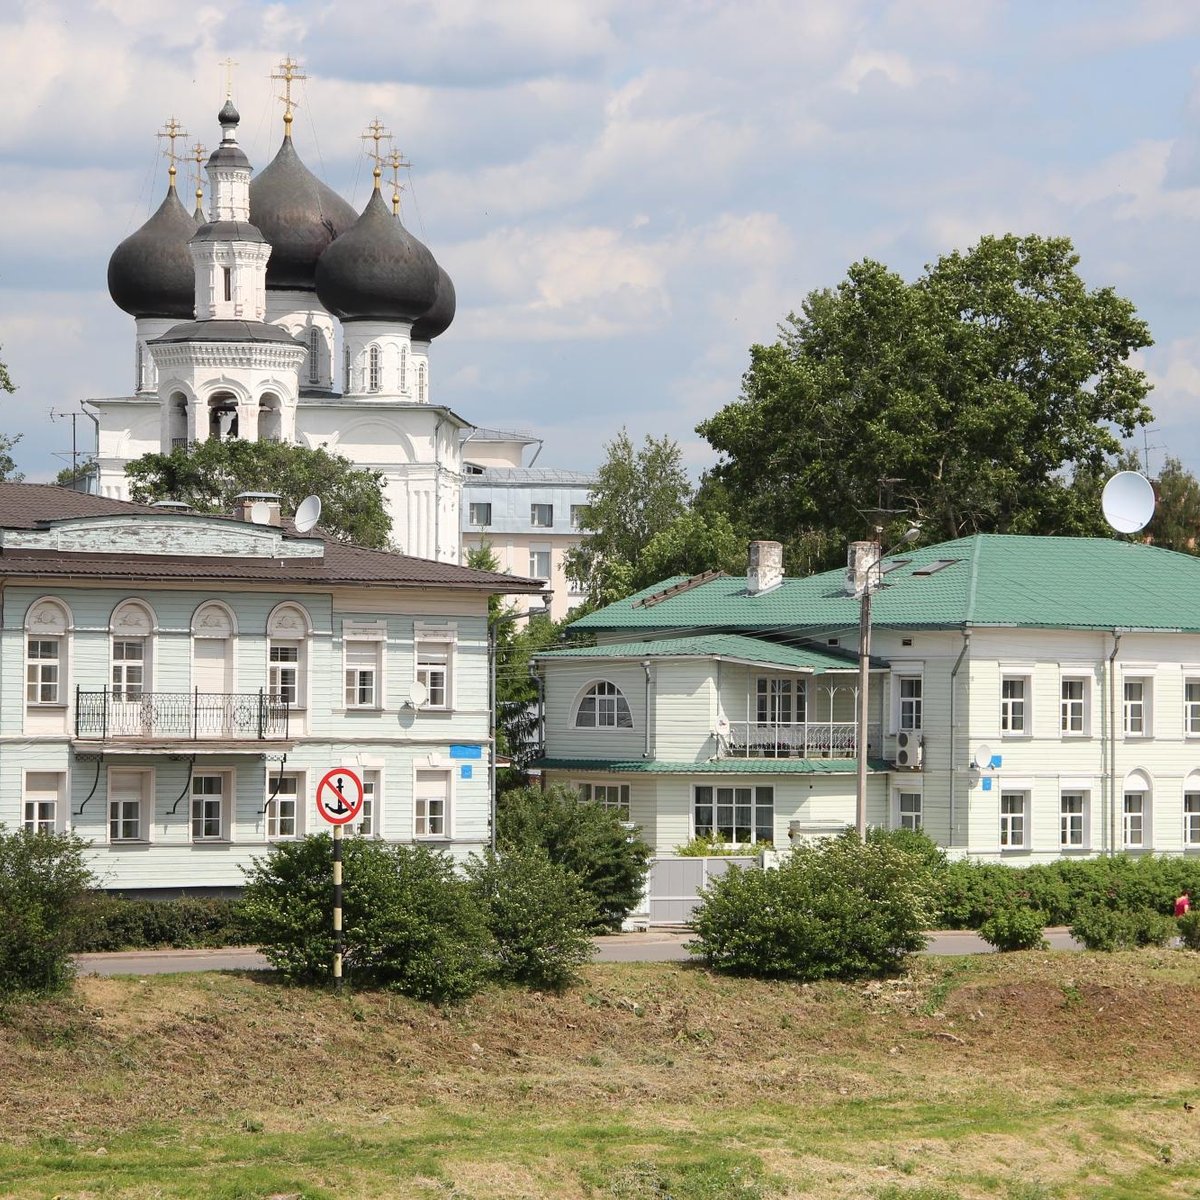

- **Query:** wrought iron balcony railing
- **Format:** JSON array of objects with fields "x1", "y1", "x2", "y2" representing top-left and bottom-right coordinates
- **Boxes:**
[
  {"x1": 723, "y1": 720, "x2": 880, "y2": 760},
  {"x1": 74, "y1": 688, "x2": 290, "y2": 742}
]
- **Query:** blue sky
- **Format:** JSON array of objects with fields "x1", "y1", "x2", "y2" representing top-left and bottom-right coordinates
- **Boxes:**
[{"x1": 3, "y1": 0, "x2": 1200, "y2": 484}]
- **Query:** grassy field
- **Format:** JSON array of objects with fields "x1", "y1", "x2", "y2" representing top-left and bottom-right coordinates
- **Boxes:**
[{"x1": 1, "y1": 952, "x2": 1199, "y2": 1199}]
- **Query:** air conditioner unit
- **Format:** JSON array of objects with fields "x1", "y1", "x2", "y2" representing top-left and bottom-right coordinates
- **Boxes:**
[{"x1": 894, "y1": 731, "x2": 924, "y2": 770}]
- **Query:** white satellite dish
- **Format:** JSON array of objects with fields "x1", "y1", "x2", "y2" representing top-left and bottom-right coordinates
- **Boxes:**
[
  {"x1": 408, "y1": 680, "x2": 428, "y2": 709},
  {"x1": 1101, "y1": 471, "x2": 1155, "y2": 534},
  {"x1": 294, "y1": 494, "x2": 322, "y2": 533},
  {"x1": 248, "y1": 502, "x2": 272, "y2": 525},
  {"x1": 973, "y1": 743, "x2": 993, "y2": 770},
  {"x1": 715, "y1": 713, "x2": 731, "y2": 737}
]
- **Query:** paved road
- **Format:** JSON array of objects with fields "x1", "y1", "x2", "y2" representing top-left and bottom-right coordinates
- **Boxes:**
[{"x1": 74, "y1": 928, "x2": 1082, "y2": 976}]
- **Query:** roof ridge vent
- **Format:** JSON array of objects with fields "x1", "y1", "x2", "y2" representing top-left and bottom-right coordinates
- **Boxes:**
[{"x1": 634, "y1": 570, "x2": 725, "y2": 608}]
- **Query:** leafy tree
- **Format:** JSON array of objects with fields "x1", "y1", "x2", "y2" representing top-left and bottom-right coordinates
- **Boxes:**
[
  {"x1": 0, "y1": 827, "x2": 95, "y2": 995},
  {"x1": 636, "y1": 508, "x2": 744, "y2": 590},
  {"x1": 55, "y1": 457, "x2": 96, "y2": 490},
  {"x1": 125, "y1": 439, "x2": 391, "y2": 548},
  {"x1": 565, "y1": 429, "x2": 692, "y2": 607},
  {"x1": 0, "y1": 434, "x2": 22, "y2": 482},
  {"x1": 699, "y1": 234, "x2": 1154, "y2": 571},
  {"x1": 495, "y1": 784, "x2": 652, "y2": 931},
  {"x1": 1145, "y1": 455, "x2": 1200, "y2": 554},
  {"x1": 0, "y1": 343, "x2": 13, "y2": 397}
]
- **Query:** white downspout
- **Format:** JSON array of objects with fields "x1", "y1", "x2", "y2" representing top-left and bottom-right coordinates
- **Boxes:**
[
  {"x1": 642, "y1": 660, "x2": 652, "y2": 759},
  {"x1": 948, "y1": 628, "x2": 970, "y2": 849},
  {"x1": 1108, "y1": 629, "x2": 1122, "y2": 856}
]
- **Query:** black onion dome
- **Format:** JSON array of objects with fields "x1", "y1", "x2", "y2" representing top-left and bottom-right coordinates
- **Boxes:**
[
  {"x1": 107, "y1": 184, "x2": 197, "y2": 319},
  {"x1": 249, "y1": 136, "x2": 358, "y2": 291},
  {"x1": 411, "y1": 265, "x2": 456, "y2": 342},
  {"x1": 315, "y1": 189, "x2": 438, "y2": 322}
]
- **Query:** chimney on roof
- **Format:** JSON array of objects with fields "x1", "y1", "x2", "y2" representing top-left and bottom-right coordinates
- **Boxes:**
[
  {"x1": 746, "y1": 540, "x2": 783, "y2": 596},
  {"x1": 844, "y1": 540, "x2": 881, "y2": 598},
  {"x1": 233, "y1": 491, "x2": 282, "y2": 527}
]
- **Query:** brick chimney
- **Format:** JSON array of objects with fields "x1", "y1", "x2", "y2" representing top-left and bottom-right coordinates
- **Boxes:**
[
  {"x1": 844, "y1": 540, "x2": 881, "y2": 597},
  {"x1": 746, "y1": 540, "x2": 783, "y2": 596},
  {"x1": 233, "y1": 491, "x2": 283, "y2": 527}
]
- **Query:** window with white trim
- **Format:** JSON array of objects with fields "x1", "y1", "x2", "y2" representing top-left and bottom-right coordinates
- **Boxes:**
[
  {"x1": 308, "y1": 328, "x2": 321, "y2": 384},
  {"x1": 575, "y1": 681, "x2": 633, "y2": 729},
  {"x1": 1061, "y1": 677, "x2": 1089, "y2": 735},
  {"x1": 356, "y1": 771, "x2": 379, "y2": 836},
  {"x1": 530, "y1": 503, "x2": 553, "y2": 528},
  {"x1": 529, "y1": 547, "x2": 551, "y2": 579},
  {"x1": 468, "y1": 502, "x2": 491, "y2": 527},
  {"x1": 343, "y1": 347, "x2": 350, "y2": 392},
  {"x1": 109, "y1": 769, "x2": 149, "y2": 843},
  {"x1": 1123, "y1": 791, "x2": 1148, "y2": 849},
  {"x1": 415, "y1": 769, "x2": 449, "y2": 838},
  {"x1": 23, "y1": 771, "x2": 62, "y2": 834},
  {"x1": 270, "y1": 643, "x2": 300, "y2": 706},
  {"x1": 266, "y1": 774, "x2": 299, "y2": 839},
  {"x1": 1186, "y1": 792, "x2": 1200, "y2": 848},
  {"x1": 400, "y1": 345, "x2": 407, "y2": 389},
  {"x1": 1000, "y1": 790, "x2": 1027, "y2": 849},
  {"x1": 1060, "y1": 791, "x2": 1086, "y2": 848},
  {"x1": 416, "y1": 641, "x2": 450, "y2": 709},
  {"x1": 1186, "y1": 681, "x2": 1200, "y2": 736},
  {"x1": 26, "y1": 638, "x2": 61, "y2": 703},
  {"x1": 897, "y1": 791, "x2": 922, "y2": 831},
  {"x1": 1123, "y1": 677, "x2": 1150, "y2": 736},
  {"x1": 345, "y1": 640, "x2": 382, "y2": 709},
  {"x1": 576, "y1": 781, "x2": 630, "y2": 818},
  {"x1": 693, "y1": 785, "x2": 774, "y2": 845},
  {"x1": 368, "y1": 345, "x2": 381, "y2": 392},
  {"x1": 418, "y1": 363, "x2": 427, "y2": 402},
  {"x1": 1001, "y1": 676, "x2": 1027, "y2": 734},
  {"x1": 756, "y1": 677, "x2": 804, "y2": 724},
  {"x1": 111, "y1": 639, "x2": 146, "y2": 699},
  {"x1": 191, "y1": 773, "x2": 230, "y2": 842},
  {"x1": 899, "y1": 676, "x2": 923, "y2": 732}
]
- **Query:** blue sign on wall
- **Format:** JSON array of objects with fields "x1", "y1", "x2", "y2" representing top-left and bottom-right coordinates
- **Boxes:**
[
  {"x1": 449, "y1": 744, "x2": 483, "y2": 759},
  {"x1": 460, "y1": 764, "x2": 473, "y2": 780}
]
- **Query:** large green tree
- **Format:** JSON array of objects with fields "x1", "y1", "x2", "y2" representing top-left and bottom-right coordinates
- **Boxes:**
[
  {"x1": 698, "y1": 234, "x2": 1154, "y2": 572},
  {"x1": 1144, "y1": 455, "x2": 1200, "y2": 554},
  {"x1": 0, "y1": 346, "x2": 20, "y2": 481},
  {"x1": 125, "y1": 439, "x2": 391, "y2": 548},
  {"x1": 565, "y1": 429, "x2": 743, "y2": 607}
]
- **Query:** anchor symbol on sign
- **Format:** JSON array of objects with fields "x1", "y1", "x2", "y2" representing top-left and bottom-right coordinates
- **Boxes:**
[{"x1": 329, "y1": 776, "x2": 350, "y2": 816}]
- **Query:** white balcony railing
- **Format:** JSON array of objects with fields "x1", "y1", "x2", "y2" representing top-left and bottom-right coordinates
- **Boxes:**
[{"x1": 724, "y1": 720, "x2": 880, "y2": 759}]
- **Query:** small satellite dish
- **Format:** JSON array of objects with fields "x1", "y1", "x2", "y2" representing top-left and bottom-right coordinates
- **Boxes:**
[
  {"x1": 294, "y1": 494, "x2": 322, "y2": 533},
  {"x1": 1101, "y1": 471, "x2": 1155, "y2": 534},
  {"x1": 248, "y1": 502, "x2": 272, "y2": 525},
  {"x1": 973, "y1": 743, "x2": 993, "y2": 770},
  {"x1": 408, "y1": 680, "x2": 428, "y2": 709},
  {"x1": 715, "y1": 714, "x2": 731, "y2": 736}
]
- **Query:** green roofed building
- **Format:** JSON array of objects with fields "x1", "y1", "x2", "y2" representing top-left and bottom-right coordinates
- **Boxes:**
[{"x1": 534, "y1": 535, "x2": 1200, "y2": 862}]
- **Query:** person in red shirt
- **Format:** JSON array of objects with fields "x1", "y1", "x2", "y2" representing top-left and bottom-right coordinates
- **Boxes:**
[{"x1": 1175, "y1": 890, "x2": 1191, "y2": 918}]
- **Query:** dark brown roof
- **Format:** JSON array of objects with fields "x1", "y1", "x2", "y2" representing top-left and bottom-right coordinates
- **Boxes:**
[{"x1": 0, "y1": 483, "x2": 543, "y2": 593}]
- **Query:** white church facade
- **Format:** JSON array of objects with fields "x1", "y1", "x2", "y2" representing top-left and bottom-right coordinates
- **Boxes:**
[{"x1": 95, "y1": 90, "x2": 465, "y2": 564}]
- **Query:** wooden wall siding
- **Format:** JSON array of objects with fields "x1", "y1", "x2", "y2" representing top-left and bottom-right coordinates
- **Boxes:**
[
  {"x1": 1, "y1": 581, "x2": 494, "y2": 888},
  {"x1": 542, "y1": 661, "x2": 648, "y2": 759}
]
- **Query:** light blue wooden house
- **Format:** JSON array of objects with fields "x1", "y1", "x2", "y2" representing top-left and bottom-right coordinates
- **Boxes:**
[{"x1": 1, "y1": 483, "x2": 540, "y2": 894}]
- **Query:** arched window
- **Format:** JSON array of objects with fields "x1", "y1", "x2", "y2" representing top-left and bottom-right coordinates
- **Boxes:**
[
  {"x1": 222, "y1": 266, "x2": 232, "y2": 303},
  {"x1": 418, "y1": 363, "x2": 427, "y2": 402},
  {"x1": 343, "y1": 347, "x2": 351, "y2": 393},
  {"x1": 308, "y1": 329, "x2": 321, "y2": 385},
  {"x1": 25, "y1": 599, "x2": 70, "y2": 706},
  {"x1": 1123, "y1": 768, "x2": 1153, "y2": 850},
  {"x1": 136, "y1": 342, "x2": 146, "y2": 391},
  {"x1": 400, "y1": 345, "x2": 407, "y2": 389},
  {"x1": 191, "y1": 602, "x2": 236, "y2": 736},
  {"x1": 267, "y1": 603, "x2": 311, "y2": 712},
  {"x1": 575, "y1": 681, "x2": 633, "y2": 729},
  {"x1": 109, "y1": 600, "x2": 154, "y2": 700},
  {"x1": 368, "y1": 345, "x2": 381, "y2": 393}
]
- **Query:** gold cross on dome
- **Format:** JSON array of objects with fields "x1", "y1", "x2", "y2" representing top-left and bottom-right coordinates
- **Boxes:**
[
  {"x1": 386, "y1": 148, "x2": 410, "y2": 216},
  {"x1": 220, "y1": 56, "x2": 238, "y2": 97},
  {"x1": 361, "y1": 118, "x2": 390, "y2": 189},
  {"x1": 190, "y1": 141, "x2": 207, "y2": 210},
  {"x1": 157, "y1": 117, "x2": 189, "y2": 184},
  {"x1": 271, "y1": 55, "x2": 306, "y2": 132}
]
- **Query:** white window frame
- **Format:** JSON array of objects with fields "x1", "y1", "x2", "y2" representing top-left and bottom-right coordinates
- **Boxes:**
[
  {"x1": 355, "y1": 770, "x2": 381, "y2": 837},
  {"x1": 529, "y1": 545, "x2": 551, "y2": 580},
  {"x1": 367, "y1": 344, "x2": 381, "y2": 392},
  {"x1": 530, "y1": 503, "x2": 553, "y2": 528},
  {"x1": 693, "y1": 784, "x2": 774, "y2": 846},
  {"x1": 415, "y1": 624, "x2": 456, "y2": 712},
  {"x1": 1123, "y1": 790, "x2": 1148, "y2": 849},
  {"x1": 266, "y1": 771, "x2": 303, "y2": 840},
  {"x1": 1060, "y1": 790, "x2": 1087, "y2": 849},
  {"x1": 468, "y1": 502, "x2": 492, "y2": 527},
  {"x1": 1060, "y1": 675, "x2": 1090, "y2": 736},
  {"x1": 23, "y1": 771, "x2": 64, "y2": 834},
  {"x1": 1186, "y1": 678, "x2": 1200, "y2": 737},
  {"x1": 26, "y1": 636, "x2": 62, "y2": 705},
  {"x1": 1123, "y1": 676, "x2": 1151, "y2": 737},
  {"x1": 999, "y1": 790, "x2": 1027, "y2": 850},
  {"x1": 1185, "y1": 790, "x2": 1200, "y2": 848},
  {"x1": 897, "y1": 674, "x2": 923, "y2": 733},
  {"x1": 308, "y1": 328, "x2": 321, "y2": 385},
  {"x1": 1000, "y1": 675, "x2": 1029, "y2": 735},
  {"x1": 575, "y1": 780, "x2": 631, "y2": 819},
  {"x1": 108, "y1": 767, "x2": 152, "y2": 844},
  {"x1": 896, "y1": 790, "x2": 922, "y2": 831},
  {"x1": 414, "y1": 768, "x2": 451, "y2": 839},
  {"x1": 574, "y1": 680, "x2": 634, "y2": 729},
  {"x1": 191, "y1": 770, "x2": 233, "y2": 843},
  {"x1": 343, "y1": 625, "x2": 385, "y2": 710}
]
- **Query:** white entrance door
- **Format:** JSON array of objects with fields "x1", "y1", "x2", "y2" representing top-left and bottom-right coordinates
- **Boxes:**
[{"x1": 194, "y1": 638, "x2": 233, "y2": 736}]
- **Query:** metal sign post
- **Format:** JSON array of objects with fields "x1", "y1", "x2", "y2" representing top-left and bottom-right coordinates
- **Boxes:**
[{"x1": 315, "y1": 767, "x2": 364, "y2": 991}]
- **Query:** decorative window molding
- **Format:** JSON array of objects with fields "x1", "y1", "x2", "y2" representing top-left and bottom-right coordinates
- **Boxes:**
[
  {"x1": 191, "y1": 600, "x2": 237, "y2": 638},
  {"x1": 368, "y1": 344, "x2": 381, "y2": 393},
  {"x1": 415, "y1": 768, "x2": 450, "y2": 838},
  {"x1": 574, "y1": 681, "x2": 633, "y2": 729},
  {"x1": 192, "y1": 771, "x2": 234, "y2": 842},
  {"x1": 23, "y1": 771, "x2": 64, "y2": 834}
]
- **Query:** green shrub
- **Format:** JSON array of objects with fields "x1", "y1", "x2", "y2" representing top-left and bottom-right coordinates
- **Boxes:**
[
  {"x1": 240, "y1": 836, "x2": 492, "y2": 1002},
  {"x1": 466, "y1": 847, "x2": 595, "y2": 991},
  {"x1": 1070, "y1": 903, "x2": 1177, "y2": 952},
  {"x1": 978, "y1": 906, "x2": 1048, "y2": 952},
  {"x1": 688, "y1": 831, "x2": 934, "y2": 981},
  {"x1": 71, "y1": 894, "x2": 248, "y2": 952},
  {"x1": 0, "y1": 827, "x2": 95, "y2": 995},
  {"x1": 674, "y1": 833, "x2": 767, "y2": 857},
  {"x1": 866, "y1": 826, "x2": 948, "y2": 874},
  {"x1": 496, "y1": 785, "x2": 652, "y2": 931},
  {"x1": 935, "y1": 860, "x2": 1021, "y2": 928},
  {"x1": 1177, "y1": 910, "x2": 1200, "y2": 950}
]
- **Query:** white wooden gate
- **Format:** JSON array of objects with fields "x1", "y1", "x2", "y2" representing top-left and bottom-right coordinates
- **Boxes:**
[{"x1": 639, "y1": 855, "x2": 760, "y2": 926}]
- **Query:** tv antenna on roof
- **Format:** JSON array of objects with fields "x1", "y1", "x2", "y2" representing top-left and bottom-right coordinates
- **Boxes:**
[{"x1": 1101, "y1": 471, "x2": 1155, "y2": 535}]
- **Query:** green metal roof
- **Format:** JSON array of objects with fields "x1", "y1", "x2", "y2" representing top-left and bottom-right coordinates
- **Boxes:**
[
  {"x1": 535, "y1": 632, "x2": 860, "y2": 674},
  {"x1": 535, "y1": 756, "x2": 891, "y2": 775},
  {"x1": 568, "y1": 535, "x2": 1200, "y2": 634}
]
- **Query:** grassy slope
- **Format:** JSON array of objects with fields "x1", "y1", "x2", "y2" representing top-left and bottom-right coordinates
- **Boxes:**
[{"x1": 1, "y1": 953, "x2": 1199, "y2": 1199}]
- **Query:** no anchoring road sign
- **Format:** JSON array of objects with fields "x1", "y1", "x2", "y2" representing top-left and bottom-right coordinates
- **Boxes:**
[{"x1": 316, "y1": 767, "x2": 364, "y2": 825}]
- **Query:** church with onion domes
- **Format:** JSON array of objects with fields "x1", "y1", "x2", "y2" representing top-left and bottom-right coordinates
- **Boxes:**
[{"x1": 97, "y1": 69, "x2": 465, "y2": 563}]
